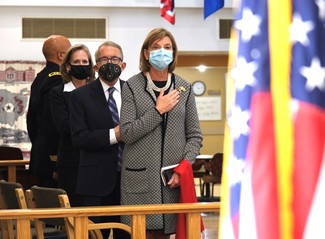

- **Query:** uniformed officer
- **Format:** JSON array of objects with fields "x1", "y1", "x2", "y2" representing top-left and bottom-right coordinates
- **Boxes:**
[{"x1": 27, "y1": 35, "x2": 71, "y2": 187}]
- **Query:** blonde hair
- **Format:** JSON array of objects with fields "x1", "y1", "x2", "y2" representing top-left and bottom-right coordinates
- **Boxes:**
[{"x1": 60, "y1": 44, "x2": 95, "y2": 83}]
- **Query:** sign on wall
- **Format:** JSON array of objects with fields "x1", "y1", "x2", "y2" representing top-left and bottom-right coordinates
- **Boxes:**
[
  {"x1": 195, "y1": 96, "x2": 222, "y2": 121},
  {"x1": 0, "y1": 60, "x2": 45, "y2": 147}
]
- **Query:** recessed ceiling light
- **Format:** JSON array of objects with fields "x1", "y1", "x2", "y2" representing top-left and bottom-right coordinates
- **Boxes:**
[{"x1": 196, "y1": 65, "x2": 207, "y2": 72}]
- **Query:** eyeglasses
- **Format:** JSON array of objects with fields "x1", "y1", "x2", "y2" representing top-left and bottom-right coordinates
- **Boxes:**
[{"x1": 97, "y1": 56, "x2": 122, "y2": 65}]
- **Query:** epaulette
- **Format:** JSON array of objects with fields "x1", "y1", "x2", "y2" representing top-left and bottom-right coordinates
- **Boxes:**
[
  {"x1": 48, "y1": 72, "x2": 61, "y2": 77},
  {"x1": 50, "y1": 155, "x2": 58, "y2": 161}
]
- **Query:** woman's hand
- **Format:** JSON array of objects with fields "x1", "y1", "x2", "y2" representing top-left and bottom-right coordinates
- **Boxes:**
[
  {"x1": 155, "y1": 89, "x2": 180, "y2": 114},
  {"x1": 168, "y1": 172, "x2": 180, "y2": 188}
]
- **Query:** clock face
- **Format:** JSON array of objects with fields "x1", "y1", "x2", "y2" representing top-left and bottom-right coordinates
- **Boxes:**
[{"x1": 192, "y1": 81, "x2": 206, "y2": 96}]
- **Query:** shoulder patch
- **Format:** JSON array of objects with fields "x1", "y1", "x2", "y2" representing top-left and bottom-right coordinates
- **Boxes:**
[{"x1": 48, "y1": 72, "x2": 61, "y2": 77}]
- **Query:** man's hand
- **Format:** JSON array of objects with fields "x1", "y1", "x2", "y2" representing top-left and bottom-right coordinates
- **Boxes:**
[
  {"x1": 114, "y1": 125, "x2": 121, "y2": 141},
  {"x1": 52, "y1": 172, "x2": 58, "y2": 181}
]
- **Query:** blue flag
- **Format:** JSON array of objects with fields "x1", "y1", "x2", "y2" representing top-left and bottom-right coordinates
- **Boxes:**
[{"x1": 204, "y1": 0, "x2": 224, "y2": 19}]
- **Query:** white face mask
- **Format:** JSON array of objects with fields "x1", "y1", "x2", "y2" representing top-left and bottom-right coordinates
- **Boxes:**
[{"x1": 149, "y1": 48, "x2": 173, "y2": 71}]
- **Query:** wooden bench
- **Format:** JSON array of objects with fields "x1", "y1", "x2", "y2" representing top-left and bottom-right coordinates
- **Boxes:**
[
  {"x1": 0, "y1": 202, "x2": 219, "y2": 239},
  {"x1": 0, "y1": 160, "x2": 30, "y2": 182}
]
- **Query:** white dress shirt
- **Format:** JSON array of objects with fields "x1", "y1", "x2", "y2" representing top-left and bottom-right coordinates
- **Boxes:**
[{"x1": 99, "y1": 78, "x2": 122, "y2": 145}]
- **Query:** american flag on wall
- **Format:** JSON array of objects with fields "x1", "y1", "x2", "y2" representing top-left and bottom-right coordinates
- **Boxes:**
[
  {"x1": 220, "y1": 0, "x2": 325, "y2": 238},
  {"x1": 160, "y1": 0, "x2": 175, "y2": 25}
]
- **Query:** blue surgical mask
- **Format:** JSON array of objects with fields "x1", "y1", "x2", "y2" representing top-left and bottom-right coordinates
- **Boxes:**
[{"x1": 149, "y1": 48, "x2": 173, "y2": 71}]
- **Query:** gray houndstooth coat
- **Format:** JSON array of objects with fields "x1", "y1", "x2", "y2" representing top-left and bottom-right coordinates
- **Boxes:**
[{"x1": 120, "y1": 72, "x2": 202, "y2": 234}]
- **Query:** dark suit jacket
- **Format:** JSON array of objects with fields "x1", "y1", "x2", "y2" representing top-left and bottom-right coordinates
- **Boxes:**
[
  {"x1": 69, "y1": 78, "x2": 125, "y2": 196},
  {"x1": 26, "y1": 61, "x2": 61, "y2": 177},
  {"x1": 49, "y1": 84, "x2": 79, "y2": 168},
  {"x1": 49, "y1": 84, "x2": 82, "y2": 206}
]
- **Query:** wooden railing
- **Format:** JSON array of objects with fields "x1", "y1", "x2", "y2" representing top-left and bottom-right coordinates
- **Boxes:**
[
  {"x1": 0, "y1": 160, "x2": 30, "y2": 182},
  {"x1": 0, "y1": 202, "x2": 219, "y2": 239}
]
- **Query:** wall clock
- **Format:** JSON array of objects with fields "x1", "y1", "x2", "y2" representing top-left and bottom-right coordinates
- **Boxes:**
[{"x1": 192, "y1": 81, "x2": 206, "y2": 96}]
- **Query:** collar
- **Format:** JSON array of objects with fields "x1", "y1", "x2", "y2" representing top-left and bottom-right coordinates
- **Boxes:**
[
  {"x1": 63, "y1": 81, "x2": 76, "y2": 92},
  {"x1": 99, "y1": 78, "x2": 121, "y2": 93},
  {"x1": 46, "y1": 61, "x2": 60, "y2": 70}
]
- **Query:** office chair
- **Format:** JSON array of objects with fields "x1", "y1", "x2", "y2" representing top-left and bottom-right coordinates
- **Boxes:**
[
  {"x1": 202, "y1": 153, "x2": 223, "y2": 200},
  {"x1": 0, "y1": 180, "x2": 66, "y2": 239},
  {"x1": 192, "y1": 158, "x2": 206, "y2": 197},
  {"x1": 0, "y1": 179, "x2": 22, "y2": 239},
  {"x1": 0, "y1": 145, "x2": 37, "y2": 189},
  {"x1": 0, "y1": 145, "x2": 24, "y2": 179},
  {"x1": 27, "y1": 186, "x2": 109, "y2": 239}
]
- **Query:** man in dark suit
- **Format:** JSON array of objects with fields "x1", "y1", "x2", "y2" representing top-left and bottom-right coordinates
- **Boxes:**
[
  {"x1": 69, "y1": 41, "x2": 129, "y2": 239},
  {"x1": 27, "y1": 35, "x2": 71, "y2": 187}
]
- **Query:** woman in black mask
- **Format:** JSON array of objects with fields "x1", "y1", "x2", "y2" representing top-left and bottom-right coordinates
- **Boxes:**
[{"x1": 49, "y1": 44, "x2": 95, "y2": 206}]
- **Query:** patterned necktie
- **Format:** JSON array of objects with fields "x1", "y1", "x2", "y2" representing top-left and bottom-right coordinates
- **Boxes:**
[
  {"x1": 108, "y1": 87, "x2": 122, "y2": 171},
  {"x1": 108, "y1": 87, "x2": 119, "y2": 125}
]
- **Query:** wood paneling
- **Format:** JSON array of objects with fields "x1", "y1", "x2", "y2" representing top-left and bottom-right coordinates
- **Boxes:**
[{"x1": 177, "y1": 54, "x2": 228, "y2": 67}]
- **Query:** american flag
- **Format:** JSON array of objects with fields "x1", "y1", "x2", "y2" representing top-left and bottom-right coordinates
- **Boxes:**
[
  {"x1": 220, "y1": 0, "x2": 325, "y2": 238},
  {"x1": 160, "y1": 0, "x2": 175, "y2": 25}
]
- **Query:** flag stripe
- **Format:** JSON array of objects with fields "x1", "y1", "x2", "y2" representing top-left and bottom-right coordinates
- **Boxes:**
[
  {"x1": 303, "y1": 142, "x2": 325, "y2": 238},
  {"x1": 160, "y1": 0, "x2": 175, "y2": 25},
  {"x1": 248, "y1": 93, "x2": 279, "y2": 239},
  {"x1": 293, "y1": 103, "x2": 325, "y2": 238}
]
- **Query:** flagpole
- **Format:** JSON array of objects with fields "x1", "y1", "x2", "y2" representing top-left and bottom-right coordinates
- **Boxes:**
[
  {"x1": 219, "y1": 24, "x2": 239, "y2": 239},
  {"x1": 268, "y1": 0, "x2": 293, "y2": 239}
]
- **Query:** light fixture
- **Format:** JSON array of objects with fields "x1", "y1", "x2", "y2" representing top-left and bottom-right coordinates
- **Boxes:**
[{"x1": 196, "y1": 65, "x2": 207, "y2": 72}]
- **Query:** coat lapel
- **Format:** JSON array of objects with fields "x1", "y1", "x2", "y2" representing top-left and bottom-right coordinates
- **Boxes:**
[{"x1": 90, "y1": 79, "x2": 112, "y2": 122}]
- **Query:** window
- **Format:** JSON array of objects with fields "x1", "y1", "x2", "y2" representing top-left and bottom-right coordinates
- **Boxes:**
[
  {"x1": 219, "y1": 19, "x2": 233, "y2": 39},
  {"x1": 22, "y1": 18, "x2": 106, "y2": 39},
  {"x1": 6, "y1": 73, "x2": 15, "y2": 81}
]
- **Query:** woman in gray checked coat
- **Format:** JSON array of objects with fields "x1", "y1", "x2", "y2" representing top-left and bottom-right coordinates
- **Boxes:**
[{"x1": 120, "y1": 28, "x2": 202, "y2": 239}]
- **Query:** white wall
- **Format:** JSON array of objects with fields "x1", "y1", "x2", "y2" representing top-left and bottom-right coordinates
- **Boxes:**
[
  {"x1": 0, "y1": 1, "x2": 235, "y2": 79},
  {"x1": 0, "y1": 0, "x2": 235, "y2": 8}
]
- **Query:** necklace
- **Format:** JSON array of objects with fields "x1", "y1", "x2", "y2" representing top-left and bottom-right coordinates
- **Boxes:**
[{"x1": 146, "y1": 72, "x2": 171, "y2": 92}]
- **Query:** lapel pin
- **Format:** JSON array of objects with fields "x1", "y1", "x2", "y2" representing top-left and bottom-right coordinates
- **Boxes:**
[{"x1": 178, "y1": 86, "x2": 185, "y2": 93}]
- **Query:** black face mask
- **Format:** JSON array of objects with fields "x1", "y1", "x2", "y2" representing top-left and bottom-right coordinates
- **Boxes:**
[
  {"x1": 98, "y1": 63, "x2": 121, "y2": 82},
  {"x1": 69, "y1": 64, "x2": 92, "y2": 80}
]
